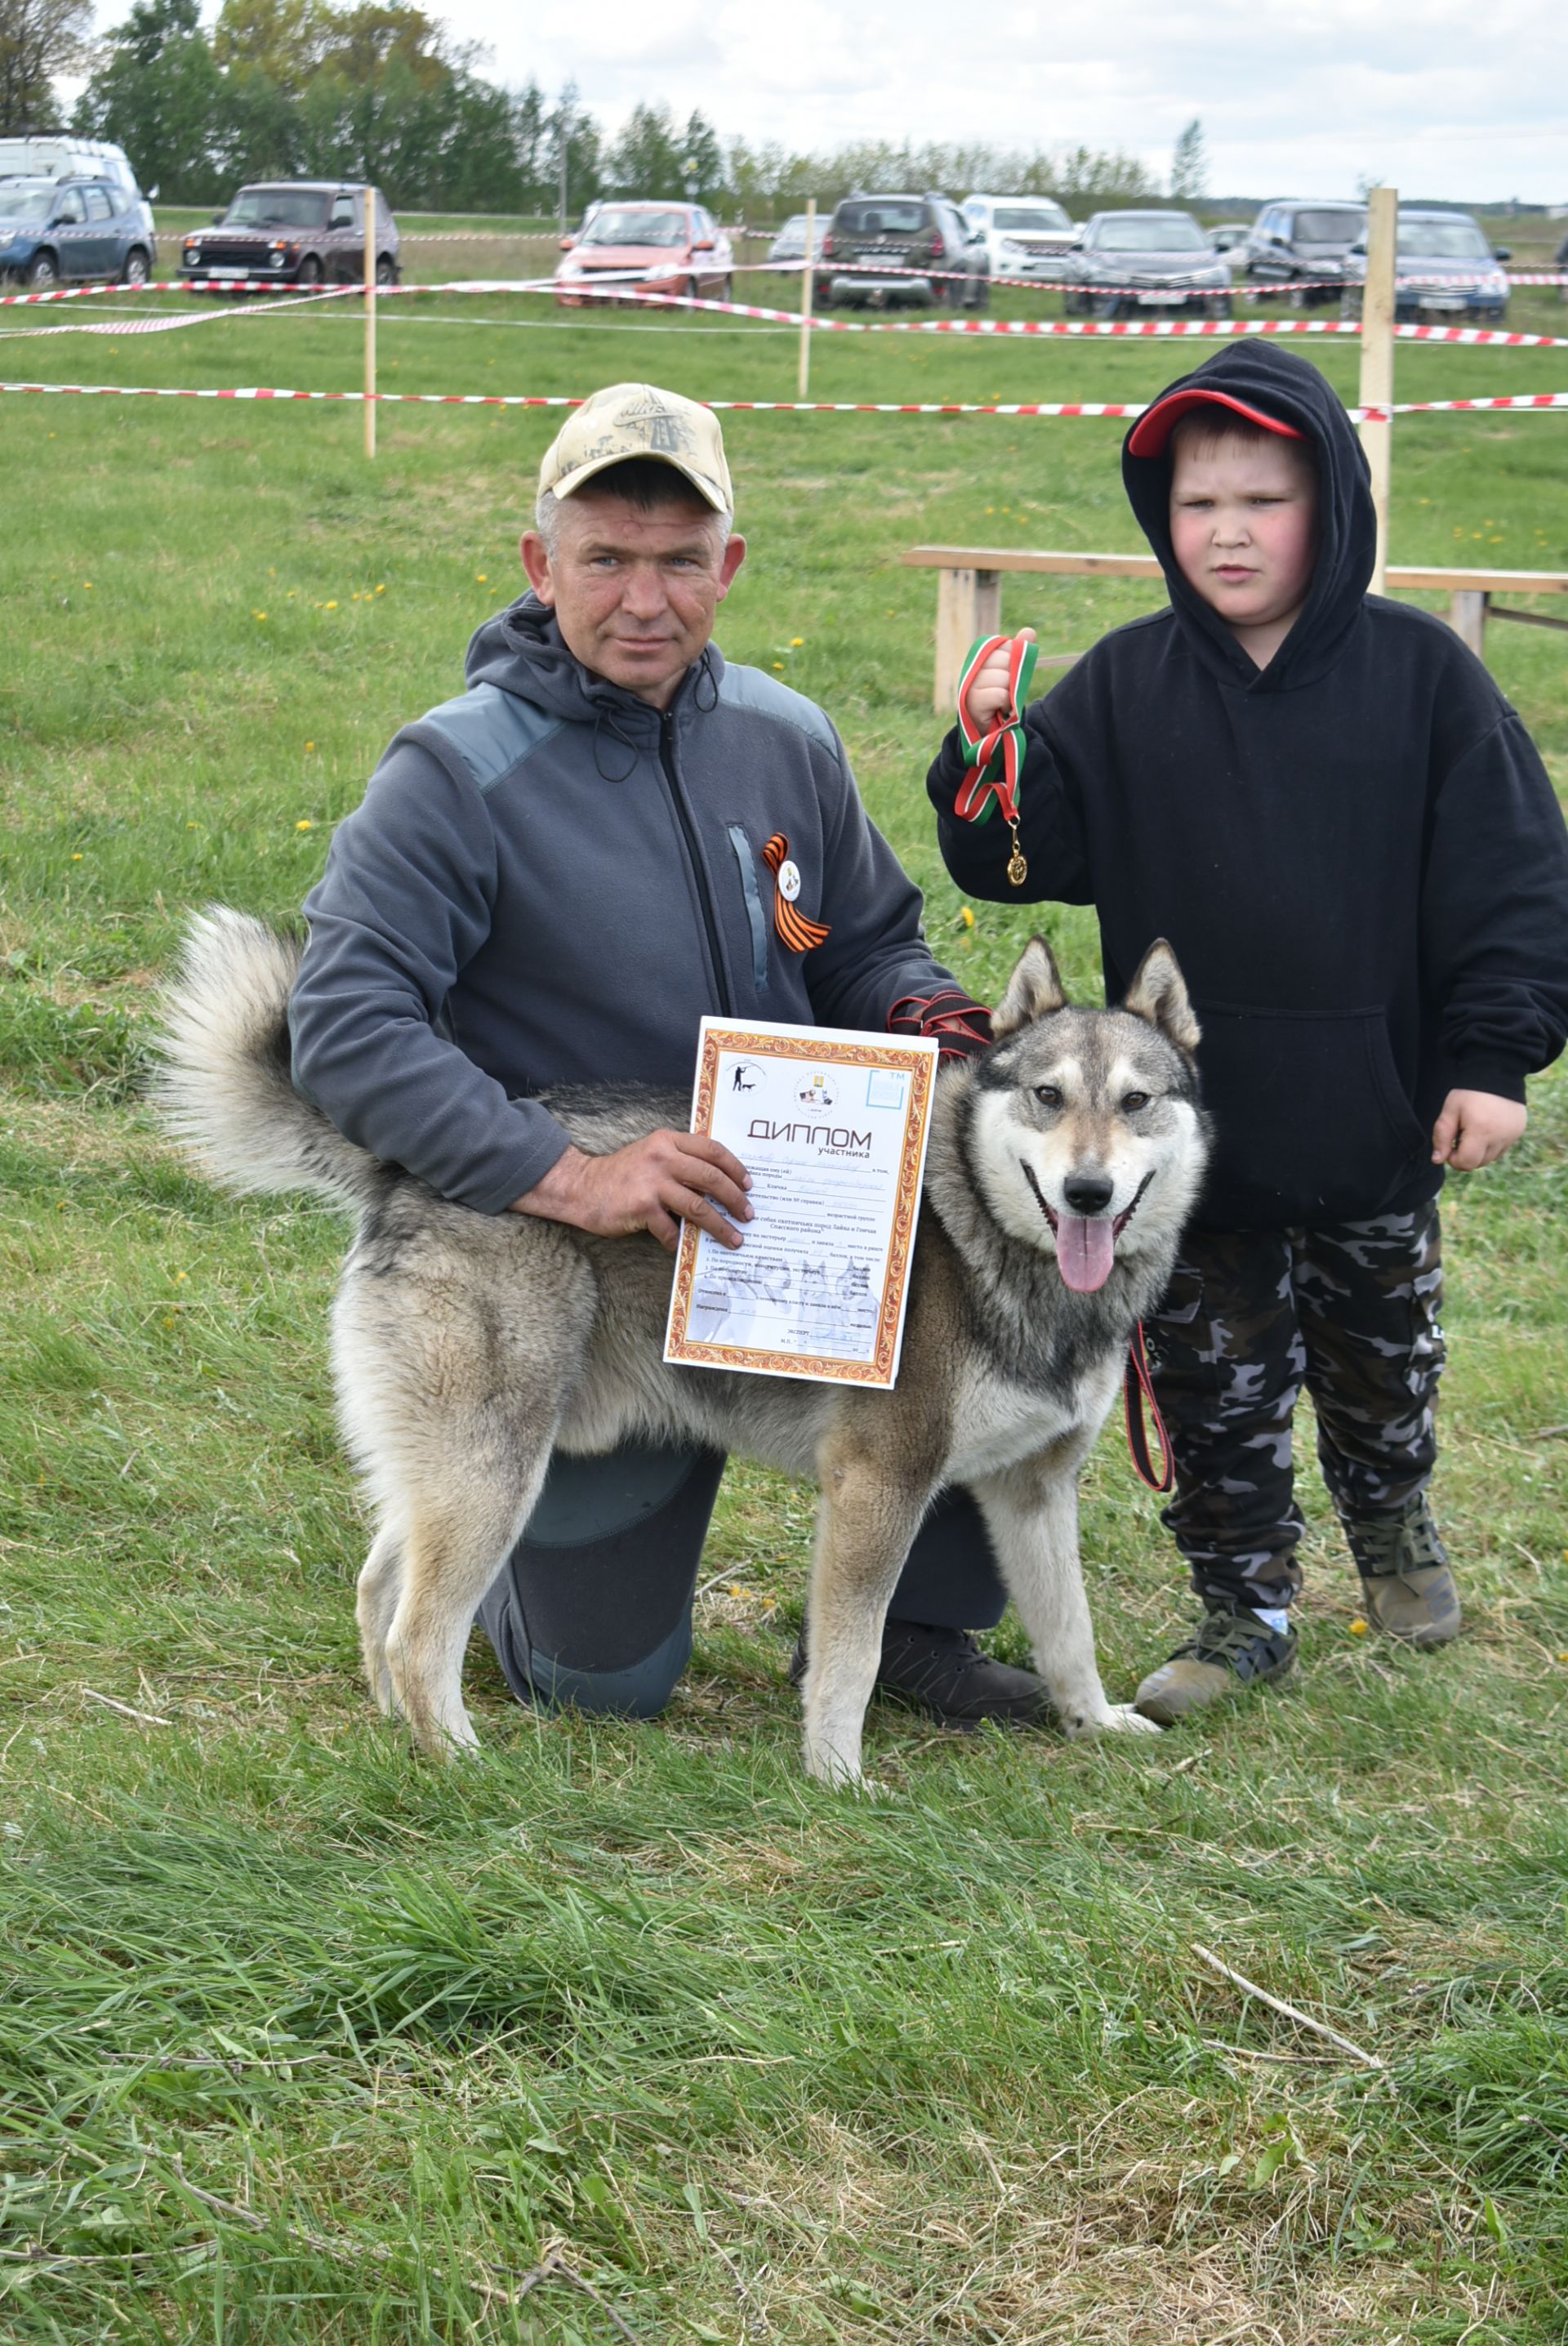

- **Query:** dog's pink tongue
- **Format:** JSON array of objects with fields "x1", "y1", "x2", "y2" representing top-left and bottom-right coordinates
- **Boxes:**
[{"x1": 1057, "y1": 1215, "x2": 1116, "y2": 1293}]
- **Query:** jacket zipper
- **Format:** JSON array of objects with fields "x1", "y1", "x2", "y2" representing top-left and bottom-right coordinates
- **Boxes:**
[{"x1": 660, "y1": 710, "x2": 733, "y2": 1015}]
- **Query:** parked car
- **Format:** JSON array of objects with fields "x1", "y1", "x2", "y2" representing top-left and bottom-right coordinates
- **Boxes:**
[
  {"x1": 767, "y1": 212, "x2": 826, "y2": 268},
  {"x1": 1339, "y1": 207, "x2": 1509, "y2": 323},
  {"x1": 556, "y1": 201, "x2": 733, "y2": 306},
  {"x1": 179, "y1": 183, "x2": 399, "y2": 288},
  {"x1": 0, "y1": 175, "x2": 154, "y2": 287},
  {"x1": 1245, "y1": 199, "x2": 1365, "y2": 306},
  {"x1": 1207, "y1": 222, "x2": 1253, "y2": 271},
  {"x1": 962, "y1": 193, "x2": 1077, "y2": 284},
  {"x1": 0, "y1": 134, "x2": 155, "y2": 250},
  {"x1": 1062, "y1": 210, "x2": 1231, "y2": 319},
  {"x1": 814, "y1": 192, "x2": 987, "y2": 310}
]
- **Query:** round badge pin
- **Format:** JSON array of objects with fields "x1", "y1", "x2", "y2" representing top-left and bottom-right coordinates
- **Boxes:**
[{"x1": 777, "y1": 859, "x2": 801, "y2": 902}]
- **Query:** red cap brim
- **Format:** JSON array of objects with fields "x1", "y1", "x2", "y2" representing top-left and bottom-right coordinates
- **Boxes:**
[{"x1": 1127, "y1": 387, "x2": 1307, "y2": 458}]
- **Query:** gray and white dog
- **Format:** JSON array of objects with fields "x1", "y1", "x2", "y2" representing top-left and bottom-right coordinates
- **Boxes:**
[{"x1": 156, "y1": 913, "x2": 1210, "y2": 1786}]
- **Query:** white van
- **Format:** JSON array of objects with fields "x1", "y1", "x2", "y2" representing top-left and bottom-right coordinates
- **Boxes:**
[
  {"x1": 0, "y1": 137, "x2": 155, "y2": 246},
  {"x1": 963, "y1": 193, "x2": 1079, "y2": 283}
]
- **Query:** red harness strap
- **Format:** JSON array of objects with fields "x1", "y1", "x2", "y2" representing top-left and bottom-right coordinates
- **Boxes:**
[{"x1": 1123, "y1": 1320, "x2": 1174, "y2": 1494}]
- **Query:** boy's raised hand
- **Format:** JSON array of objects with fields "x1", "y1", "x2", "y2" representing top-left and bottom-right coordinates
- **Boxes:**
[
  {"x1": 1431, "y1": 1089, "x2": 1529, "y2": 1170},
  {"x1": 962, "y1": 627, "x2": 1037, "y2": 729}
]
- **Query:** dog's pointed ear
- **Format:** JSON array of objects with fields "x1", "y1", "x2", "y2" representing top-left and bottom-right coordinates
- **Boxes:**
[
  {"x1": 991, "y1": 936, "x2": 1067, "y2": 1041},
  {"x1": 1123, "y1": 939, "x2": 1200, "y2": 1056}
]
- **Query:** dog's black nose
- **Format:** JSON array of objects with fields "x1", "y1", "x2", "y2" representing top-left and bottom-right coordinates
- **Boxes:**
[{"x1": 1062, "y1": 1174, "x2": 1115, "y2": 1215}]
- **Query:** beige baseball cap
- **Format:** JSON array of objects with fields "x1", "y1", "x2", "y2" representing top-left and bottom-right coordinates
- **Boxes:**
[{"x1": 538, "y1": 381, "x2": 733, "y2": 515}]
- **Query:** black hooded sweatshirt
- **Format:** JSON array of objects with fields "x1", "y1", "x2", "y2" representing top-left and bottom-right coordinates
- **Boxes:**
[{"x1": 929, "y1": 340, "x2": 1568, "y2": 1229}]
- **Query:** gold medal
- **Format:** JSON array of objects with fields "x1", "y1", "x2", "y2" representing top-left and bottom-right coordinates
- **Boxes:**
[{"x1": 1006, "y1": 821, "x2": 1027, "y2": 889}]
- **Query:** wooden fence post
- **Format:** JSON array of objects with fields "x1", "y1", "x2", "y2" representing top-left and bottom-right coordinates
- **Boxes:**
[
  {"x1": 363, "y1": 185, "x2": 376, "y2": 462},
  {"x1": 933, "y1": 566, "x2": 1001, "y2": 712},
  {"x1": 798, "y1": 197, "x2": 816, "y2": 401},
  {"x1": 1358, "y1": 185, "x2": 1396, "y2": 592},
  {"x1": 1449, "y1": 589, "x2": 1489, "y2": 658}
]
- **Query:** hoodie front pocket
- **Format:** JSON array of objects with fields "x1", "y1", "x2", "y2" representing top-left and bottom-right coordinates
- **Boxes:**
[{"x1": 1193, "y1": 1001, "x2": 1430, "y2": 1226}]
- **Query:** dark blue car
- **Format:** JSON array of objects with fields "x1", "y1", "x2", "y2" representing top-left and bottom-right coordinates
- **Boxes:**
[{"x1": 0, "y1": 176, "x2": 155, "y2": 288}]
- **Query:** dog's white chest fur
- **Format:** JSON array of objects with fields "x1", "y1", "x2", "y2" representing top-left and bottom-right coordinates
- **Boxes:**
[{"x1": 947, "y1": 1354, "x2": 1121, "y2": 1482}]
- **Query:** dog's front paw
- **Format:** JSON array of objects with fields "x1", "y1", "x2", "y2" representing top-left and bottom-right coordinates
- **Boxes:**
[
  {"x1": 802, "y1": 1732, "x2": 870, "y2": 1790},
  {"x1": 1097, "y1": 1702, "x2": 1164, "y2": 1737},
  {"x1": 1063, "y1": 1702, "x2": 1163, "y2": 1741}
]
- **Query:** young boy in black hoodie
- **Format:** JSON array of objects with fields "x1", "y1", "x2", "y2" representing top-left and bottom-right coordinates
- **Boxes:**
[{"x1": 928, "y1": 340, "x2": 1568, "y2": 1720}]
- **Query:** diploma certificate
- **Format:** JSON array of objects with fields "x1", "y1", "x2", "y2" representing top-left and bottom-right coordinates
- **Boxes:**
[{"x1": 662, "y1": 1018, "x2": 939, "y2": 1389}]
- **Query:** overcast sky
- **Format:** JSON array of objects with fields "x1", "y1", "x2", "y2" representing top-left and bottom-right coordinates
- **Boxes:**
[
  {"x1": 77, "y1": 1, "x2": 1567, "y2": 205},
  {"x1": 443, "y1": 0, "x2": 1567, "y2": 206}
]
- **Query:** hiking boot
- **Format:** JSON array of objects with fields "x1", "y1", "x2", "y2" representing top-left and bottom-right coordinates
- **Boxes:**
[
  {"x1": 1347, "y1": 1497, "x2": 1463, "y2": 1646},
  {"x1": 790, "y1": 1620, "x2": 1053, "y2": 1728},
  {"x1": 1134, "y1": 1608, "x2": 1298, "y2": 1725}
]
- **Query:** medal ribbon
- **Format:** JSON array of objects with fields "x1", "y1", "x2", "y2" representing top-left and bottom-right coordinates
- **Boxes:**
[
  {"x1": 762, "y1": 832, "x2": 831, "y2": 952},
  {"x1": 953, "y1": 632, "x2": 1037, "y2": 827}
]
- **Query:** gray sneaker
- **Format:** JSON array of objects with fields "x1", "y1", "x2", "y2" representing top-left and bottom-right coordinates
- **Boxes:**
[
  {"x1": 1134, "y1": 1608, "x2": 1298, "y2": 1724},
  {"x1": 1346, "y1": 1497, "x2": 1463, "y2": 1647}
]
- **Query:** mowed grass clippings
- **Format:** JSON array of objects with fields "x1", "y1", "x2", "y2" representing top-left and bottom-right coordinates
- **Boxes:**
[{"x1": 2, "y1": 298, "x2": 1566, "y2": 2344}]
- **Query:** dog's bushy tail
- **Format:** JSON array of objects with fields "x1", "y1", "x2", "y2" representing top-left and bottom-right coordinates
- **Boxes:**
[{"x1": 154, "y1": 908, "x2": 388, "y2": 1211}]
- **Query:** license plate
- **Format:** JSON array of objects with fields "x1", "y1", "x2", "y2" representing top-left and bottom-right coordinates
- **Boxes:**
[
  {"x1": 207, "y1": 265, "x2": 247, "y2": 277},
  {"x1": 1418, "y1": 294, "x2": 1465, "y2": 312},
  {"x1": 1138, "y1": 290, "x2": 1177, "y2": 305}
]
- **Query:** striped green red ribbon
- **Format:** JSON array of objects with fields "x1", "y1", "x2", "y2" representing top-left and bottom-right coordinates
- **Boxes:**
[{"x1": 954, "y1": 633, "x2": 1038, "y2": 827}]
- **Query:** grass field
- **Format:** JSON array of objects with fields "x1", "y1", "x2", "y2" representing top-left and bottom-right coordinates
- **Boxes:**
[{"x1": 2, "y1": 286, "x2": 1566, "y2": 2343}]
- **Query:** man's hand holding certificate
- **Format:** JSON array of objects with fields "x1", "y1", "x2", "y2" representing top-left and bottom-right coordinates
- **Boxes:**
[{"x1": 664, "y1": 1019, "x2": 939, "y2": 1388}]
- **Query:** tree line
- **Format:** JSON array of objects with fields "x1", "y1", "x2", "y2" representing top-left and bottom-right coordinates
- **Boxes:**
[{"x1": 2, "y1": 0, "x2": 1192, "y2": 216}]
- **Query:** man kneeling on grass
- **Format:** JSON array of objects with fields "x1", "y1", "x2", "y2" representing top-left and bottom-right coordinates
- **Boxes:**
[{"x1": 287, "y1": 381, "x2": 1042, "y2": 1727}]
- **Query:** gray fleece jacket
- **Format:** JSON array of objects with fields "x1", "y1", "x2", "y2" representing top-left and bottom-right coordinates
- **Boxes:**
[{"x1": 288, "y1": 595, "x2": 958, "y2": 1214}]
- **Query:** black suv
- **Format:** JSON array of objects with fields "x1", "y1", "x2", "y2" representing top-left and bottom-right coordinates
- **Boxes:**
[
  {"x1": 815, "y1": 192, "x2": 987, "y2": 310},
  {"x1": 180, "y1": 182, "x2": 400, "y2": 288},
  {"x1": 1245, "y1": 200, "x2": 1365, "y2": 306}
]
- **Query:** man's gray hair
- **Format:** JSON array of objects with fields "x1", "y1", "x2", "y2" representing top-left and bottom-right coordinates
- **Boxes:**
[{"x1": 534, "y1": 471, "x2": 733, "y2": 557}]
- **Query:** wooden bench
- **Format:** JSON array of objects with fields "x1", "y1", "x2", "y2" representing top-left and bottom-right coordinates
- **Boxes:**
[{"x1": 904, "y1": 546, "x2": 1568, "y2": 711}]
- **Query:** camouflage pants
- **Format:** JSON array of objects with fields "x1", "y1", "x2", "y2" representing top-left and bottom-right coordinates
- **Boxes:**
[{"x1": 1145, "y1": 1204, "x2": 1445, "y2": 1613}]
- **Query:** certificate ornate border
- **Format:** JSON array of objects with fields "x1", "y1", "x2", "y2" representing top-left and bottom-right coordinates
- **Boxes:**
[{"x1": 664, "y1": 1027, "x2": 937, "y2": 1389}]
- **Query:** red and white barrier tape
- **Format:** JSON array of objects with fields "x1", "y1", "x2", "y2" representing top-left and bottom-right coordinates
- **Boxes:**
[
  {"x1": 0, "y1": 276, "x2": 564, "y2": 307},
  {"x1": 0, "y1": 380, "x2": 1143, "y2": 413},
  {"x1": 154, "y1": 226, "x2": 559, "y2": 243},
  {"x1": 20, "y1": 274, "x2": 1568, "y2": 351},
  {"x1": 0, "y1": 277, "x2": 370, "y2": 307},
  {"x1": 0, "y1": 284, "x2": 359, "y2": 339},
  {"x1": 5, "y1": 379, "x2": 1566, "y2": 420},
  {"x1": 746, "y1": 257, "x2": 1568, "y2": 292},
  {"x1": 725, "y1": 256, "x2": 1568, "y2": 292},
  {"x1": 560, "y1": 283, "x2": 1568, "y2": 348},
  {"x1": 1362, "y1": 392, "x2": 1568, "y2": 417}
]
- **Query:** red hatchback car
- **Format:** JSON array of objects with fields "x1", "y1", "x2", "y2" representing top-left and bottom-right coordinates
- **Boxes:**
[{"x1": 555, "y1": 201, "x2": 734, "y2": 308}]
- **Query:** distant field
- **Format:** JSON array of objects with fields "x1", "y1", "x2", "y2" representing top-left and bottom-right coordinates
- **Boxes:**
[{"x1": 2, "y1": 301, "x2": 1566, "y2": 2341}]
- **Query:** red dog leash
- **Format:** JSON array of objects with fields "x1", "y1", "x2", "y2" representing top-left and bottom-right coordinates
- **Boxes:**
[{"x1": 1122, "y1": 1321, "x2": 1174, "y2": 1493}]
